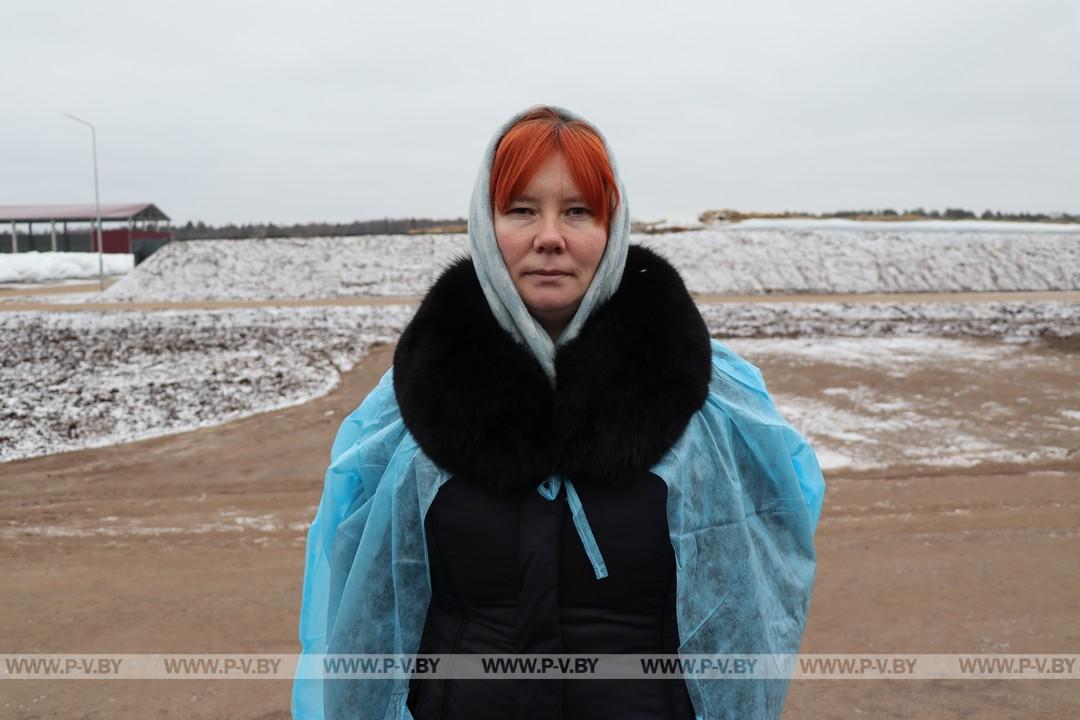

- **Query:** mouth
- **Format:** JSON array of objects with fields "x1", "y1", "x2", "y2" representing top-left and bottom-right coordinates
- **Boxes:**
[{"x1": 527, "y1": 270, "x2": 570, "y2": 277}]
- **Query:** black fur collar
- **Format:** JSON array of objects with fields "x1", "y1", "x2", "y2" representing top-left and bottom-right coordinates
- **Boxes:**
[{"x1": 392, "y1": 244, "x2": 711, "y2": 495}]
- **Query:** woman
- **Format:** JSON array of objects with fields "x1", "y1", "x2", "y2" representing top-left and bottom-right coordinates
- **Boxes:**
[{"x1": 294, "y1": 105, "x2": 825, "y2": 720}]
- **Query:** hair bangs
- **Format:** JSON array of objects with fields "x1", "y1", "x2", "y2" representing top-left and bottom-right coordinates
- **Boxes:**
[{"x1": 490, "y1": 107, "x2": 619, "y2": 229}]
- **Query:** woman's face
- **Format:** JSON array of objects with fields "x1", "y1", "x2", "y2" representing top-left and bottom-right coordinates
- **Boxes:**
[{"x1": 493, "y1": 151, "x2": 608, "y2": 341}]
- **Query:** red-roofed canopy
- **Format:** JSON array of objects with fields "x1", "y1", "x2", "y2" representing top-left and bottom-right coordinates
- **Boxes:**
[{"x1": 0, "y1": 203, "x2": 169, "y2": 223}]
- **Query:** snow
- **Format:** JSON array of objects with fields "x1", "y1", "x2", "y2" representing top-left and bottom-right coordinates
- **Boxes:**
[
  {"x1": 93, "y1": 227, "x2": 1080, "y2": 302},
  {"x1": 1, "y1": 508, "x2": 306, "y2": 540},
  {"x1": 723, "y1": 336, "x2": 1080, "y2": 474},
  {"x1": 3, "y1": 224, "x2": 1079, "y2": 470},
  {"x1": 4, "y1": 304, "x2": 1077, "y2": 469},
  {"x1": 100, "y1": 235, "x2": 468, "y2": 302},
  {"x1": 641, "y1": 229, "x2": 1080, "y2": 294},
  {"x1": 0, "y1": 251, "x2": 133, "y2": 283},
  {"x1": 3, "y1": 219, "x2": 1078, "y2": 291},
  {"x1": 0, "y1": 305, "x2": 414, "y2": 463},
  {"x1": 696, "y1": 300, "x2": 1080, "y2": 342}
]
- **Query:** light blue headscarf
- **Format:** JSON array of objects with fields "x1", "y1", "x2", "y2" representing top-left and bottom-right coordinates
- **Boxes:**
[{"x1": 467, "y1": 105, "x2": 631, "y2": 383}]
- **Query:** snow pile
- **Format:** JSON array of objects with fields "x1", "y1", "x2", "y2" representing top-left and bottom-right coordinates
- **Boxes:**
[
  {"x1": 101, "y1": 235, "x2": 470, "y2": 301},
  {"x1": 0, "y1": 305, "x2": 414, "y2": 463},
  {"x1": 643, "y1": 226, "x2": 1080, "y2": 295},
  {"x1": 98, "y1": 223, "x2": 1080, "y2": 302},
  {"x1": 0, "y1": 251, "x2": 133, "y2": 283}
]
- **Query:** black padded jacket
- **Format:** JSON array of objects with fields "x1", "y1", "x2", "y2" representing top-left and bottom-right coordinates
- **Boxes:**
[{"x1": 392, "y1": 244, "x2": 713, "y2": 720}]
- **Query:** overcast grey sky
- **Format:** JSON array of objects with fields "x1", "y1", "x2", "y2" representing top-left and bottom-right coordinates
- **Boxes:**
[{"x1": 3, "y1": 0, "x2": 1077, "y2": 225}]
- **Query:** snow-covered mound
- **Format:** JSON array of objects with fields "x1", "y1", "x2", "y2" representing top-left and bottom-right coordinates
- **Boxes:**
[
  {"x1": 0, "y1": 251, "x2": 133, "y2": 284},
  {"x1": 99, "y1": 225, "x2": 1080, "y2": 302},
  {"x1": 0, "y1": 305, "x2": 414, "y2": 463},
  {"x1": 644, "y1": 226, "x2": 1080, "y2": 295},
  {"x1": 100, "y1": 235, "x2": 469, "y2": 302}
]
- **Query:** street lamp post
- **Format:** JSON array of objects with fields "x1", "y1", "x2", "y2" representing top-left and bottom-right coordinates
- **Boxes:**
[{"x1": 62, "y1": 113, "x2": 105, "y2": 292}]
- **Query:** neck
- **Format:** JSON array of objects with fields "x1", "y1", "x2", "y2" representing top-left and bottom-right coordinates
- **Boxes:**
[
  {"x1": 541, "y1": 320, "x2": 564, "y2": 343},
  {"x1": 533, "y1": 308, "x2": 574, "y2": 344}
]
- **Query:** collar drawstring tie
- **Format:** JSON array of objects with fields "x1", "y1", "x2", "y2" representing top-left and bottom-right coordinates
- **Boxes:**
[{"x1": 537, "y1": 474, "x2": 608, "y2": 580}]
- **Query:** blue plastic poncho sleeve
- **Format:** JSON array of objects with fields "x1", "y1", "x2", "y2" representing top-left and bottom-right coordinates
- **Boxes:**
[
  {"x1": 292, "y1": 368, "x2": 397, "y2": 718},
  {"x1": 293, "y1": 368, "x2": 447, "y2": 720},
  {"x1": 652, "y1": 338, "x2": 826, "y2": 719},
  {"x1": 705, "y1": 339, "x2": 825, "y2": 531}
]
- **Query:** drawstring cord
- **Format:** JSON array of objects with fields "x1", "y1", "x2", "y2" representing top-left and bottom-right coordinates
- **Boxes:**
[{"x1": 537, "y1": 474, "x2": 608, "y2": 580}]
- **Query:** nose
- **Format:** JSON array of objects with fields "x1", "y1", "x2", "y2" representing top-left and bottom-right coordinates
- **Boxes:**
[{"x1": 533, "y1": 212, "x2": 565, "y2": 253}]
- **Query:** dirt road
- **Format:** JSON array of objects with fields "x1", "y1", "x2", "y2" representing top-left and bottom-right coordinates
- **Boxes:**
[
  {"x1": 3, "y1": 343, "x2": 1079, "y2": 719},
  {"x1": 3, "y1": 289, "x2": 1080, "y2": 313}
]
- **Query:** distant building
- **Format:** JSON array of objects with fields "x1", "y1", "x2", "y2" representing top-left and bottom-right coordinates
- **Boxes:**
[{"x1": 0, "y1": 203, "x2": 171, "y2": 261}]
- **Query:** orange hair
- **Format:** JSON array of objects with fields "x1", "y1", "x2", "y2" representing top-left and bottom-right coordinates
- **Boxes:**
[{"x1": 490, "y1": 106, "x2": 620, "y2": 230}]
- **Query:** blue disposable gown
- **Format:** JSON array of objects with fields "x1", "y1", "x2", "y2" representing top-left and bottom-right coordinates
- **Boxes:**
[{"x1": 293, "y1": 338, "x2": 826, "y2": 719}]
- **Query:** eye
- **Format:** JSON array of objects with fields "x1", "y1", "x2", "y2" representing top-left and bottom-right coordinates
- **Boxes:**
[
  {"x1": 567, "y1": 207, "x2": 592, "y2": 218},
  {"x1": 508, "y1": 207, "x2": 533, "y2": 216}
]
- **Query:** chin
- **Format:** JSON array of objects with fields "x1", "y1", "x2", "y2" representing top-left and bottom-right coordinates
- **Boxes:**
[
  {"x1": 525, "y1": 302, "x2": 583, "y2": 330},
  {"x1": 523, "y1": 293, "x2": 577, "y2": 313}
]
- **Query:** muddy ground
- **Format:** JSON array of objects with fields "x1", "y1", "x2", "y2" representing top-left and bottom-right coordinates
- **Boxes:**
[
  {"x1": 2, "y1": 342, "x2": 1079, "y2": 719},
  {"x1": 3, "y1": 287, "x2": 1080, "y2": 312}
]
